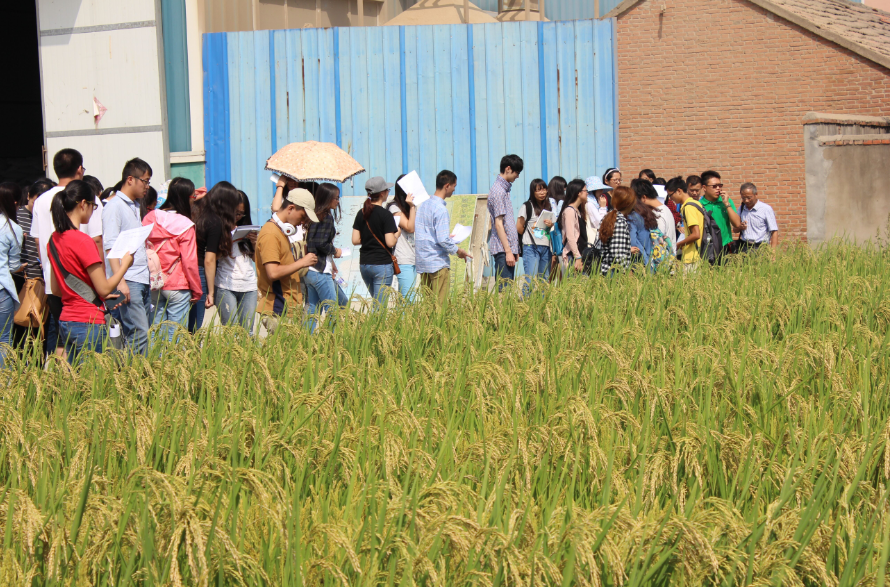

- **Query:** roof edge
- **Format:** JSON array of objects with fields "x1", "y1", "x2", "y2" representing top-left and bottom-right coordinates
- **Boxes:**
[
  {"x1": 803, "y1": 112, "x2": 890, "y2": 127},
  {"x1": 604, "y1": 0, "x2": 890, "y2": 71}
]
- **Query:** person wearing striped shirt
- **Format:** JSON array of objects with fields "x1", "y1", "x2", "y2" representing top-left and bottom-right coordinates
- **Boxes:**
[{"x1": 415, "y1": 170, "x2": 472, "y2": 306}]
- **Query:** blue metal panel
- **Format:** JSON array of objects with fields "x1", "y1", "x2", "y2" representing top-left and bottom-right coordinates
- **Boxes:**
[
  {"x1": 366, "y1": 28, "x2": 387, "y2": 183},
  {"x1": 285, "y1": 30, "x2": 305, "y2": 144},
  {"x1": 466, "y1": 26, "x2": 478, "y2": 194},
  {"x1": 403, "y1": 27, "x2": 420, "y2": 180},
  {"x1": 450, "y1": 25, "x2": 471, "y2": 196},
  {"x1": 537, "y1": 22, "x2": 547, "y2": 181},
  {"x1": 519, "y1": 21, "x2": 542, "y2": 190},
  {"x1": 272, "y1": 31, "x2": 289, "y2": 156},
  {"x1": 471, "y1": 24, "x2": 490, "y2": 194},
  {"x1": 301, "y1": 29, "x2": 321, "y2": 142},
  {"x1": 541, "y1": 22, "x2": 560, "y2": 182},
  {"x1": 253, "y1": 31, "x2": 272, "y2": 217},
  {"x1": 546, "y1": 0, "x2": 600, "y2": 21},
  {"x1": 383, "y1": 26, "x2": 403, "y2": 184},
  {"x1": 318, "y1": 29, "x2": 337, "y2": 145},
  {"x1": 415, "y1": 29, "x2": 437, "y2": 193},
  {"x1": 398, "y1": 27, "x2": 409, "y2": 176},
  {"x1": 239, "y1": 33, "x2": 259, "y2": 214},
  {"x1": 483, "y1": 23, "x2": 506, "y2": 193},
  {"x1": 594, "y1": 18, "x2": 617, "y2": 174},
  {"x1": 433, "y1": 26, "x2": 454, "y2": 190},
  {"x1": 203, "y1": 33, "x2": 228, "y2": 188},
  {"x1": 555, "y1": 21, "x2": 577, "y2": 180},
  {"x1": 348, "y1": 27, "x2": 370, "y2": 191},
  {"x1": 575, "y1": 20, "x2": 596, "y2": 179},
  {"x1": 501, "y1": 23, "x2": 524, "y2": 204},
  {"x1": 161, "y1": 0, "x2": 191, "y2": 152},
  {"x1": 226, "y1": 33, "x2": 242, "y2": 191},
  {"x1": 337, "y1": 29, "x2": 353, "y2": 160}
]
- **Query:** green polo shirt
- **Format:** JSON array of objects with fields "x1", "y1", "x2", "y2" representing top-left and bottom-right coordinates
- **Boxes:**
[{"x1": 699, "y1": 196, "x2": 738, "y2": 246}]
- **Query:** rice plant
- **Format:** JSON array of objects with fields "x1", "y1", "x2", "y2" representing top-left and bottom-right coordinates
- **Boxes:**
[{"x1": 2, "y1": 241, "x2": 890, "y2": 586}]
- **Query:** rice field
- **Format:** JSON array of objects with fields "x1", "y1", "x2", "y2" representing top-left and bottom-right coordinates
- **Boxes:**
[{"x1": 2, "y1": 242, "x2": 890, "y2": 586}]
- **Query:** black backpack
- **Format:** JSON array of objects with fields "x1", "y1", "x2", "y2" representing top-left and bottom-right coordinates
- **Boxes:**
[{"x1": 682, "y1": 200, "x2": 723, "y2": 265}]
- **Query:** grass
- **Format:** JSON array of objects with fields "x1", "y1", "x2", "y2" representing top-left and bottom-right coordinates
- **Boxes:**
[{"x1": 1, "y1": 241, "x2": 890, "y2": 586}]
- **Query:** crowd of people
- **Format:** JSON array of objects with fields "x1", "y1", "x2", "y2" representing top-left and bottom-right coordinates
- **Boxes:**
[{"x1": 0, "y1": 148, "x2": 779, "y2": 368}]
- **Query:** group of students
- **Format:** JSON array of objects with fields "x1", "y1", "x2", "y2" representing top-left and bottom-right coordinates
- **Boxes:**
[{"x1": 0, "y1": 147, "x2": 779, "y2": 368}]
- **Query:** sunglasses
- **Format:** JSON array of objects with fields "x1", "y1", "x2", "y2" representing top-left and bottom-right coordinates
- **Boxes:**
[{"x1": 707, "y1": 183, "x2": 724, "y2": 189}]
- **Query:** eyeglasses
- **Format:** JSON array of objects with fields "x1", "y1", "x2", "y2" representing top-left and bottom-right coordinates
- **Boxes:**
[
  {"x1": 84, "y1": 200, "x2": 98, "y2": 210},
  {"x1": 235, "y1": 211, "x2": 246, "y2": 219},
  {"x1": 132, "y1": 177, "x2": 151, "y2": 187},
  {"x1": 707, "y1": 183, "x2": 724, "y2": 189}
]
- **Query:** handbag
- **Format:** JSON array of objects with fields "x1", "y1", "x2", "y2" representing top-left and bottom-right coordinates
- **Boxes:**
[
  {"x1": 147, "y1": 239, "x2": 181, "y2": 291},
  {"x1": 14, "y1": 277, "x2": 47, "y2": 329},
  {"x1": 364, "y1": 216, "x2": 401, "y2": 275}
]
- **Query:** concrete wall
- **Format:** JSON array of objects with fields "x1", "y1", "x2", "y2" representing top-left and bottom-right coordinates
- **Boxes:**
[
  {"x1": 612, "y1": 0, "x2": 890, "y2": 241},
  {"x1": 804, "y1": 113, "x2": 890, "y2": 245}
]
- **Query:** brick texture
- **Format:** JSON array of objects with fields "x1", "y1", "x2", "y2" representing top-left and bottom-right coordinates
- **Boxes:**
[{"x1": 615, "y1": 0, "x2": 890, "y2": 240}]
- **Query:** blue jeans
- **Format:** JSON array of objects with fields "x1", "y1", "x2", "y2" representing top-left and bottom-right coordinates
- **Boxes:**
[
  {"x1": 522, "y1": 244, "x2": 551, "y2": 290},
  {"x1": 188, "y1": 266, "x2": 207, "y2": 333},
  {"x1": 46, "y1": 294, "x2": 63, "y2": 355},
  {"x1": 360, "y1": 264, "x2": 395, "y2": 310},
  {"x1": 151, "y1": 289, "x2": 192, "y2": 343},
  {"x1": 60, "y1": 320, "x2": 105, "y2": 366},
  {"x1": 304, "y1": 271, "x2": 348, "y2": 330},
  {"x1": 394, "y1": 264, "x2": 417, "y2": 299},
  {"x1": 492, "y1": 252, "x2": 516, "y2": 291},
  {"x1": 216, "y1": 288, "x2": 258, "y2": 331},
  {"x1": 0, "y1": 289, "x2": 14, "y2": 369},
  {"x1": 114, "y1": 280, "x2": 151, "y2": 356}
]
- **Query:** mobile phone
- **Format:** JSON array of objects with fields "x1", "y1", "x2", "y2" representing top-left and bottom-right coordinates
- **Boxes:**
[{"x1": 104, "y1": 290, "x2": 125, "y2": 312}]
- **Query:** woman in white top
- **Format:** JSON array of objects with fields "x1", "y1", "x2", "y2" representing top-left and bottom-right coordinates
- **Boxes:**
[
  {"x1": 516, "y1": 178, "x2": 554, "y2": 290},
  {"x1": 585, "y1": 176, "x2": 613, "y2": 233},
  {"x1": 214, "y1": 189, "x2": 258, "y2": 331},
  {"x1": 388, "y1": 175, "x2": 417, "y2": 299}
]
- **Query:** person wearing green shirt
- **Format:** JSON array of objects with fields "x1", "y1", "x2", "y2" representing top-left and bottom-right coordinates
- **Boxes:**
[{"x1": 698, "y1": 170, "x2": 742, "y2": 260}]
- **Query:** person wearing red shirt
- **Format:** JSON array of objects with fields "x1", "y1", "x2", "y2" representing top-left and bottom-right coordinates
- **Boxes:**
[{"x1": 47, "y1": 181, "x2": 132, "y2": 365}]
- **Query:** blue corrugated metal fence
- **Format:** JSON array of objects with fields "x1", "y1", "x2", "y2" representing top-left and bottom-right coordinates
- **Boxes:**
[{"x1": 203, "y1": 20, "x2": 618, "y2": 218}]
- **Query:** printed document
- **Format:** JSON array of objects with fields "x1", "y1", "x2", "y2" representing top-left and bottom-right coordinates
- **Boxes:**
[
  {"x1": 396, "y1": 171, "x2": 430, "y2": 208},
  {"x1": 107, "y1": 224, "x2": 154, "y2": 259}
]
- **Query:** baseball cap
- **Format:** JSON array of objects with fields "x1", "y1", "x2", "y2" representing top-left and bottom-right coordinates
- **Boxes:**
[
  {"x1": 585, "y1": 176, "x2": 612, "y2": 192},
  {"x1": 285, "y1": 188, "x2": 319, "y2": 222},
  {"x1": 364, "y1": 176, "x2": 394, "y2": 195}
]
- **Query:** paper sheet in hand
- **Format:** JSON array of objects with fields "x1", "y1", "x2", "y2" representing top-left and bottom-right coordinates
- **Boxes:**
[
  {"x1": 534, "y1": 210, "x2": 556, "y2": 229},
  {"x1": 232, "y1": 225, "x2": 262, "y2": 241},
  {"x1": 653, "y1": 185, "x2": 667, "y2": 203},
  {"x1": 270, "y1": 173, "x2": 281, "y2": 184},
  {"x1": 450, "y1": 223, "x2": 473, "y2": 244},
  {"x1": 107, "y1": 224, "x2": 154, "y2": 259},
  {"x1": 339, "y1": 247, "x2": 352, "y2": 257},
  {"x1": 396, "y1": 171, "x2": 430, "y2": 208}
]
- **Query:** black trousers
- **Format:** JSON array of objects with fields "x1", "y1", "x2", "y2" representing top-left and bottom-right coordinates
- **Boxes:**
[{"x1": 737, "y1": 240, "x2": 764, "y2": 254}]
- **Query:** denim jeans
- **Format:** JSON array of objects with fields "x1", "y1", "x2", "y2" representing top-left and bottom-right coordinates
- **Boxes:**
[
  {"x1": 115, "y1": 280, "x2": 151, "y2": 356},
  {"x1": 360, "y1": 264, "x2": 394, "y2": 310},
  {"x1": 304, "y1": 271, "x2": 348, "y2": 330},
  {"x1": 492, "y1": 252, "x2": 516, "y2": 291},
  {"x1": 0, "y1": 289, "x2": 14, "y2": 369},
  {"x1": 151, "y1": 289, "x2": 192, "y2": 343},
  {"x1": 394, "y1": 264, "x2": 417, "y2": 300},
  {"x1": 45, "y1": 294, "x2": 63, "y2": 355},
  {"x1": 521, "y1": 244, "x2": 551, "y2": 292},
  {"x1": 216, "y1": 288, "x2": 258, "y2": 331},
  {"x1": 60, "y1": 320, "x2": 105, "y2": 366},
  {"x1": 188, "y1": 265, "x2": 207, "y2": 333}
]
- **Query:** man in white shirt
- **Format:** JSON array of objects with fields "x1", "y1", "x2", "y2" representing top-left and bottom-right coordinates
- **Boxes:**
[
  {"x1": 736, "y1": 182, "x2": 779, "y2": 252},
  {"x1": 32, "y1": 148, "x2": 104, "y2": 356},
  {"x1": 640, "y1": 179, "x2": 678, "y2": 256}
]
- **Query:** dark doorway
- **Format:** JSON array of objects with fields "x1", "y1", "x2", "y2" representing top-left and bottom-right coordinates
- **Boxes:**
[{"x1": 1, "y1": 3, "x2": 46, "y2": 184}]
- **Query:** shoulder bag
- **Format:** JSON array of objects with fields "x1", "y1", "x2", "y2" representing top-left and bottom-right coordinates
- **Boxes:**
[{"x1": 364, "y1": 215, "x2": 401, "y2": 275}]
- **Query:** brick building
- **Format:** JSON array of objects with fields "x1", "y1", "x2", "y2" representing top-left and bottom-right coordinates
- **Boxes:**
[{"x1": 605, "y1": 0, "x2": 890, "y2": 241}]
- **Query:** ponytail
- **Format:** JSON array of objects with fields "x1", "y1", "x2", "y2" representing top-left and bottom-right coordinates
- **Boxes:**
[
  {"x1": 362, "y1": 190, "x2": 386, "y2": 219},
  {"x1": 599, "y1": 210, "x2": 619, "y2": 242},
  {"x1": 51, "y1": 179, "x2": 94, "y2": 234},
  {"x1": 600, "y1": 186, "x2": 636, "y2": 243}
]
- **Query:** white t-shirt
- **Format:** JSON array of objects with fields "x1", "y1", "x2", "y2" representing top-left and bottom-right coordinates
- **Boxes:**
[
  {"x1": 518, "y1": 202, "x2": 552, "y2": 247},
  {"x1": 32, "y1": 186, "x2": 104, "y2": 295},
  {"x1": 652, "y1": 205, "x2": 677, "y2": 255},
  {"x1": 388, "y1": 203, "x2": 416, "y2": 266},
  {"x1": 215, "y1": 244, "x2": 258, "y2": 293},
  {"x1": 586, "y1": 201, "x2": 609, "y2": 232}
]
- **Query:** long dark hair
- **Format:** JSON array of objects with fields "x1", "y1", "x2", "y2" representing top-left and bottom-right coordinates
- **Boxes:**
[
  {"x1": 161, "y1": 177, "x2": 195, "y2": 219},
  {"x1": 314, "y1": 183, "x2": 341, "y2": 223},
  {"x1": 392, "y1": 174, "x2": 411, "y2": 218},
  {"x1": 630, "y1": 178, "x2": 658, "y2": 230},
  {"x1": 0, "y1": 182, "x2": 21, "y2": 221},
  {"x1": 558, "y1": 179, "x2": 588, "y2": 232},
  {"x1": 547, "y1": 176, "x2": 567, "y2": 203},
  {"x1": 600, "y1": 186, "x2": 636, "y2": 242},
  {"x1": 235, "y1": 190, "x2": 255, "y2": 256},
  {"x1": 50, "y1": 180, "x2": 94, "y2": 234},
  {"x1": 197, "y1": 181, "x2": 240, "y2": 259},
  {"x1": 527, "y1": 178, "x2": 551, "y2": 215},
  {"x1": 362, "y1": 187, "x2": 388, "y2": 220}
]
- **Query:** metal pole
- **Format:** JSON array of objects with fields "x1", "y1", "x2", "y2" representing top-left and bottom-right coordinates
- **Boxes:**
[
  {"x1": 525, "y1": 0, "x2": 530, "y2": 20},
  {"x1": 316, "y1": 0, "x2": 321, "y2": 27},
  {"x1": 358, "y1": 0, "x2": 365, "y2": 24},
  {"x1": 539, "y1": 0, "x2": 545, "y2": 20},
  {"x1": 498, "y1": 0, "x2": 503, "y2": 15},
  {"x1": 594, "y1": 0, "x2": 600, "y2": 18},
  {"x1": 464, "y1": 0, "x2": 470, "y2": 24}
]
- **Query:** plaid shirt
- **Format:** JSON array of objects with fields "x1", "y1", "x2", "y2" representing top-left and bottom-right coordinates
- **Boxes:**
[
  {"x1": 599, "y1": 214, "x2": 632, "y2": 276},
  {"x1": 306, "y1": 213, "x2": 336, "y2": 272},
  {"x1": 487, "y1": 176, "x2": 518, "y2": 255}
]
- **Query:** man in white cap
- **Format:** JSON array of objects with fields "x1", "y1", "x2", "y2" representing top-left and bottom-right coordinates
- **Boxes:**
[
  {"x1": 255, "y1": 188, "x2": 318, "y2": 335},
  {"x1": 584, "y1": 176, "x2": 613, "y2": 233}
]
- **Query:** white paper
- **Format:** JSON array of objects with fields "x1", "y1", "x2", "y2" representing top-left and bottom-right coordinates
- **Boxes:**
[
  {"x1": 450, "y1": 223, "x2": 473, "y2": 244},
  {"x1": 232, "y1": 225, "x2": 262, "y2": 241},
  {"x1": 534, "y1": 210, "x2": 557, "y2": 229},
  {"x1": 270, "y1": 173, "x2": 281, "y2": 184},
  {"x1": 107, "y1": 224, "x2": 154, "y2": 259},
  {"x1": 396, "y1": 170, "x2": 430, "y2": 208},
  {"x1": 339, "y1": 247, "x2": 352, "y2": 257},
  {"x1": 653, "y1": 185, "x2": 667, "y2": 203}
]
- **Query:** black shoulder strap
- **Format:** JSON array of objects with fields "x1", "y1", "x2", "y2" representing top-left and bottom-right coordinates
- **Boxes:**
[
  {"x1": 521, "y1": 201, "x2": 533, "y2": 237},
  {"x1": 48, "y1": 236, "x2": 102, "y2": 308}
]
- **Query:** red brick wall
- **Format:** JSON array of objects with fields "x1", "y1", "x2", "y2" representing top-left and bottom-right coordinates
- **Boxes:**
[{"x1": 614, "y1": 0, "x2": 890, "y2": 240}]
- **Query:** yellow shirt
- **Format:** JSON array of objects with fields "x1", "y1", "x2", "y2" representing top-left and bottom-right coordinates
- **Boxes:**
[
  {"x1": 255, "y1": 222, "x2": 302, "y2": 315},
  {"x1": 680, "y1": 201, "x2": 703, "y2": 265}
]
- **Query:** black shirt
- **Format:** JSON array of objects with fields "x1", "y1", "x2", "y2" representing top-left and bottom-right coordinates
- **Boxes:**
[
  {"x1": 197, "y1": 215, "x2": 223, "y2": 266},
  {"x1": 352, "y1": 206, "x2": 397, "y2": 265}
]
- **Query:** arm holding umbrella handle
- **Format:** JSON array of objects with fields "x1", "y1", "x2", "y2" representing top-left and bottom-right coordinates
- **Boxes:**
[{"x1": 271, "y1": 176, "x2": 298, "y2": 213}]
